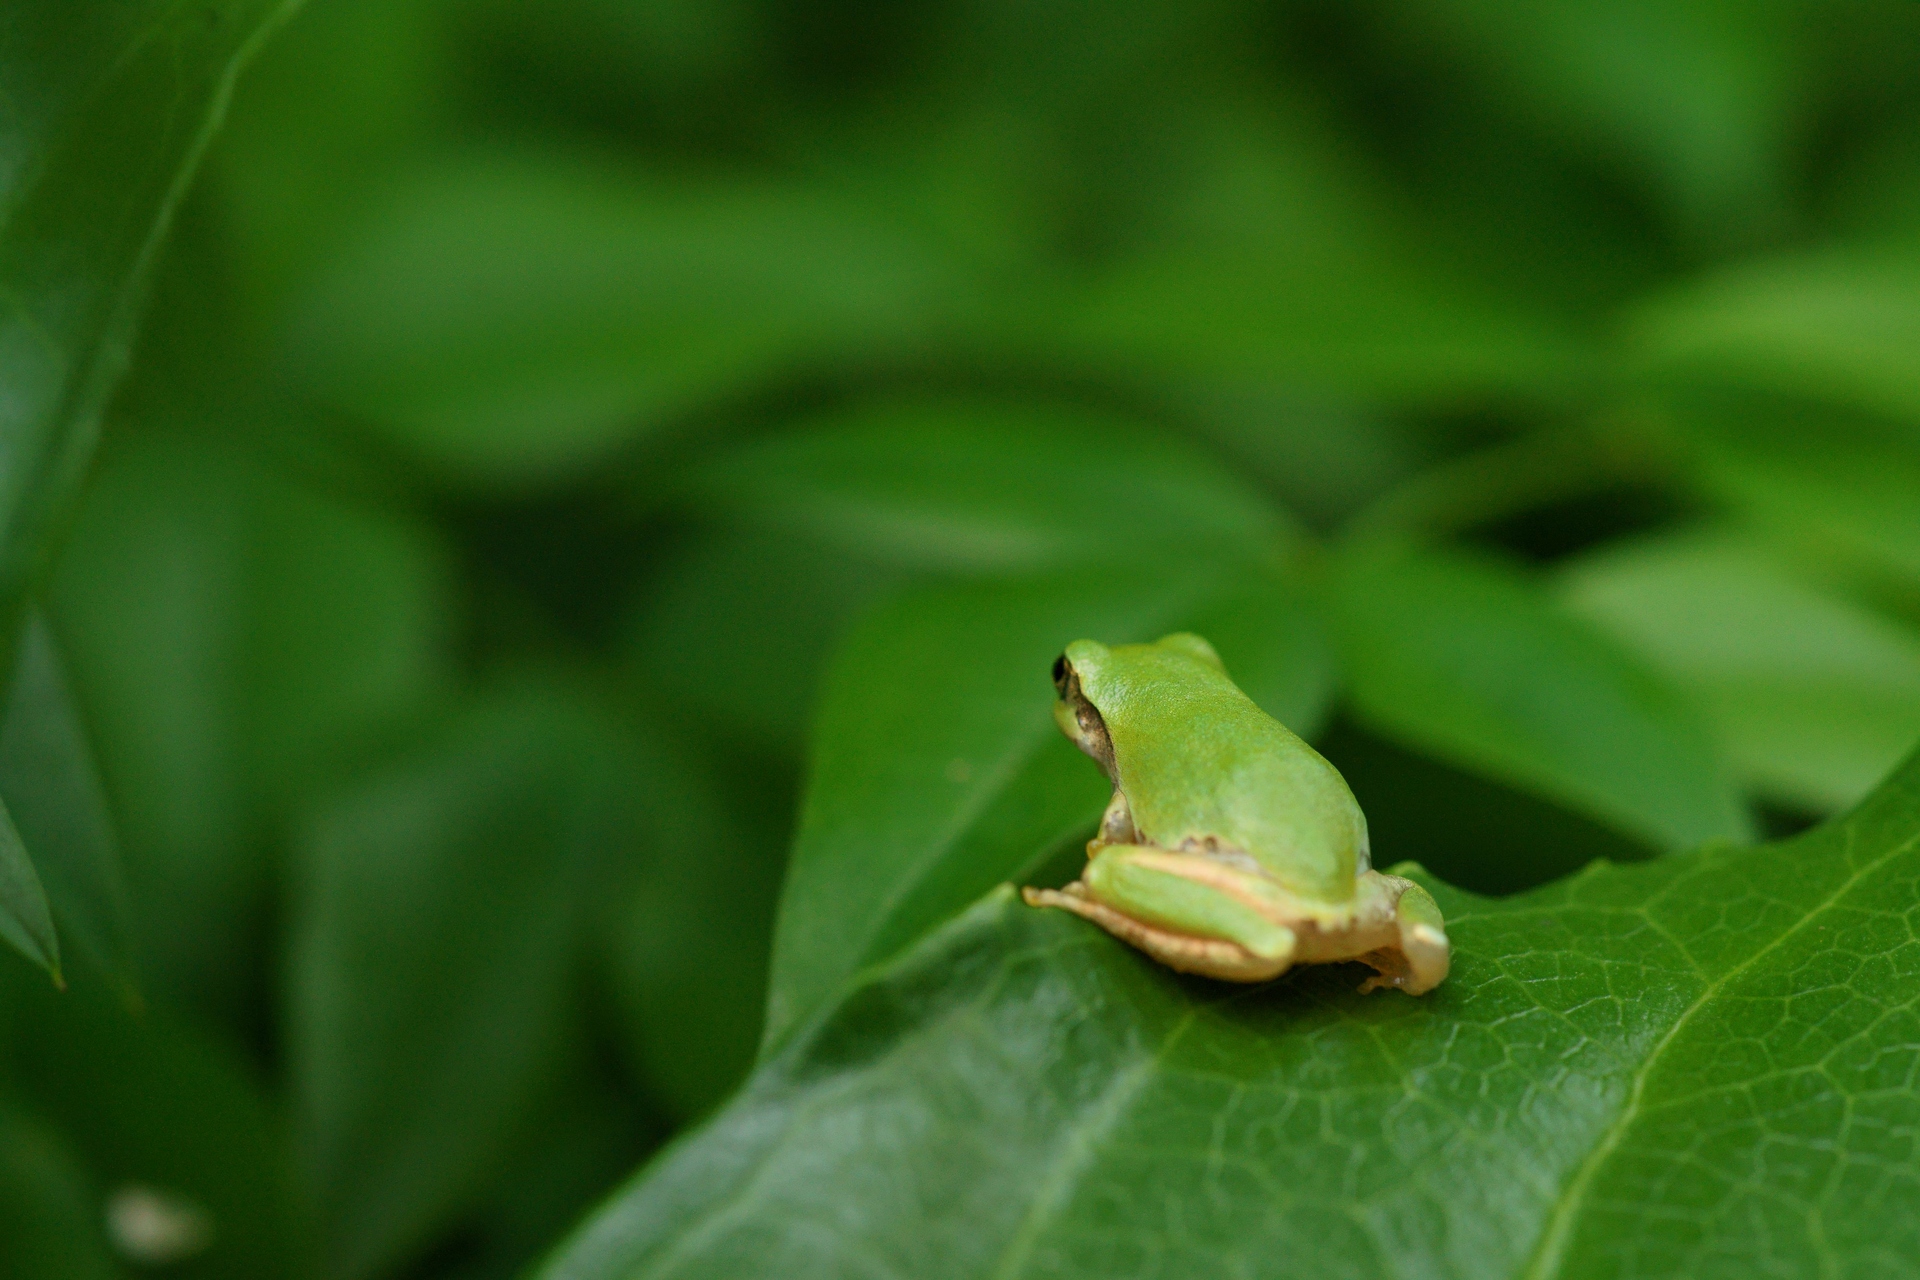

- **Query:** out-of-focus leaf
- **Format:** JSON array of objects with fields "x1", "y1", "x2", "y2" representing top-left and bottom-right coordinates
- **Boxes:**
[
  {"x1": 51, "y1": 427, "x2": 454, "y2": 1021},
  {"x1": 215, "y1": 0, "x2": 453, "y2": 316},
  {"x1": 1661, "y1": 401, "x2": 1920, "y2": 592},
  {"x1": 247, "y1": 478, "x2": 455, "y2": 803},
  {"x1": 287, "y1": 683, "x2": 632, "y2": 1280},
  {"x1": 286, "y1": 150, "x2": 962, "y2": 490},
  {"x1": 1561, "y1": 525, "x2": 1920, "y2": 812},
  {"x1": 540, "y1": 751, "x2": 1920, "y2": 1280},
  {"x1": 763, "y1": 556, "x2": 1335, "y2": 1048},
  {"x1": 1046, "y1": 106, "x2": 1585, "y2": 405},
  {"x1": 0, "y1": 0, "x2": 301, "y2": 640},
  {"x1": 1388, "y1": 0, "x2": 1800, "y2": 240},
  {"x1": 0, "y1": 1098, "x2": 116, "y2": 1280},
  {"x1": 52, "y1": 433, "x2": 259, "y2": 1018},
  {"x1": 2, "y1": 971, "x2": 305, "y2": 1280},
  {"x1": 0, "y1": 796, "x2": 58, "y2": 981},
  {"x1": 598, "y1": 724, "x2": 782, "y2": 1121},
  {"x1": 0, "y1": 614, "x2": 136, "y2": 996},
  {"x1": 1333, "y1": 543, "x2": 1750, "y2": 851},
  {"x1": 623, "y1": 529, "x2": 907, "y2": 754},
  {"x1": 1630, "y1": 246, "x2": 1920, "y2": 425},
  {"x1": 683, "y1": 398, "x2": 1294, "y2": 573},
  {"x1": 430, "y1": 1061, "x2": 662, "y2": 1280}
]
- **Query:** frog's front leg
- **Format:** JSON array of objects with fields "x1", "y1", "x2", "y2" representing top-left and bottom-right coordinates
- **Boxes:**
[
  {"x1": 1353, "y1": 876, "x2": 1450, "y2": 996},
  {"x1": 1021, "y1": 844, "x2": 1297, "y2": 982}
]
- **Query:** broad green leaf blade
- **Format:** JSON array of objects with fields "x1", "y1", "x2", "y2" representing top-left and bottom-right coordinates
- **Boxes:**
[
  {"x1": 540, "y1": 750, "x2": 1920, "y2": 1280},
  {"x1": 763, "y1": 558, "x2": 1335, "y2": 1048},
  {"x1": 682, "y1": 399, "x2": 1295, "y2": 573},
  {"x1": 50, "y1": 432, "x2": 256, "y2": 1022},
  {"x1": 1561, "y1": 526, "x2": 1920, "y2": 812},
  {"x1": 0, "y1": 0, "x2": 301, "y2": 636},
  {"x1": 1663, "y1": 401, "x2": 1920, "y2": 591},
  {"x1": 51, "y1": 426, "x2": 454, "y2": 1022},
  {"x1": 0, "y1": 613, "x2": 137, "y2": 996},
  {"x1": 0, "y1": 792, "x2": 58, "y2": 980},
  {"x1": 285, "y1": 150, "x2": 961, "y2": 490},
  {"x1": 288, "y1": 683, "x2": 628, "y2": 1280},
  {"x1": 1630, "y1": 246, "x2": 1920, "y2": 425},
  {"x1": 1333, "y1": 543, "x2": 1750, "y2": 851}
]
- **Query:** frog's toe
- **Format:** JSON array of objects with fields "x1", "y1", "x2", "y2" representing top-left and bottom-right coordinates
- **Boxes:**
[{"x1": 1355, "y1": 889, "x2": 1450, "y2": 995}]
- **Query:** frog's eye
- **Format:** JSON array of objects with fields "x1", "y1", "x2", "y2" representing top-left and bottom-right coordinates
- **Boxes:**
[{"x1": 1051, "y1": 654, "x2": 1071, "y2": 693}]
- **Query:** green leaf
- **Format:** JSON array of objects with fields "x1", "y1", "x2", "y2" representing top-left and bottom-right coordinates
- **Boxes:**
[
  {"x1": 0, "y1": 0, "x2": 302, "y2": 639},
  {"x1": 539, "y1": 749, "x2": 1920, "y2": 1280},
  {"x1": 0, "y1": 614, "x2": 136, "y2": 996},
  {"x1": 1561, "y1": 525, "x2": 1920, "y2": 812},
  {"x1": 1, "y1": 970, "x2": 307, "y2": 1279},
  {"x1": 1663, "y1": 401, "x2": 1920, "y2": 591},
  {"x1": 1333, "y1": 543, "x2": 1751, "y2": 851},
  {"x1": 0, "y1": 1098, "x2": 116, "y2": 1280},
  {"x1": 0, "y1": 793, "x2": 58, "y2": 981},
  {"x1": 1391, "y1": 0, "x2": 1799, "y2": 241},
  {"x1": 287, "y1": 682, "x2": 632, "y2": 1280},
  {"x1": 597, "y1": 721, "x2": 783, "y2": 1122},
  {"x1": 1043, "y1": 107, "x2": 1585, "y2": 406},
  {"x1": 285, "y1": 150, "x2": 961, "y2": 490},
  {"x1": 1630, "y1": 246, "x2": 1920, "y2": 425},
  {"x1": 622, "y1": 529, "x2": 907, "y2": 754},
  {"x1": 51, "y1": 426, "x2": 454, "y2": 1021},
  {"x1": 763, "y1": 557, "x2": 1335, "y2": 1049},
  {"x1": 682, "y1": 398, "x2": 1295, "y2": 573}
]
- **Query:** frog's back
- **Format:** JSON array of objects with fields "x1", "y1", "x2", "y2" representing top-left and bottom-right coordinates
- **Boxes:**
[{"x1": 1078, "y1": 640, "x2": 1366, "y2": 904}]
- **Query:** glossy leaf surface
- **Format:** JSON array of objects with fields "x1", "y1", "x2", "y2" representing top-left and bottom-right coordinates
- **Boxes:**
[{"x1": 544, "y1": 750, "x2": 1920, "y2": 1280}]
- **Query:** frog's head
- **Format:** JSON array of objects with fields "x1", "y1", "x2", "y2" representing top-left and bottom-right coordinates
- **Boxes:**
[
  {"x1": 1052, "y1": 640, "x2": 1116, "y2": 776},
  {"x1": 1051, "y1": 634, "x2": 1227, "y2": 777}
]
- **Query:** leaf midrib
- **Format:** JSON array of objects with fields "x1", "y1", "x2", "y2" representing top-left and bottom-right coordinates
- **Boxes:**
[{"x1": 1520, "y1": 824, "x2": 1919, "y2": 1280}]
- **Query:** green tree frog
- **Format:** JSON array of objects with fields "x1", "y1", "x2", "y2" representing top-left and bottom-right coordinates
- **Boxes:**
[{"x1": 1022, "y1": 633, "x2": 1450, "y2": 994}]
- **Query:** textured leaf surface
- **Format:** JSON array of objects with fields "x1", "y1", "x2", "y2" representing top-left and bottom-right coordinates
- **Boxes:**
[
  {"x1": 1334, "y1": 544, "x2": 1751, "y2": 851},
  {"x1": 762, "y1": 560, "x2": 1334, "y2": 1047},
  {"x1": 544, "y1": 750, "x2": 1920, "y2": 1280}
]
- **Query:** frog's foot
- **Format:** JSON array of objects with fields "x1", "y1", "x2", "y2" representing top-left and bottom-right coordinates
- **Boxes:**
[
  {"x1": 1021, "y1": 883, "x2": 1296, "y2": 982},
  {"x1": 1354, "y1": 877, "x2": 1450, "y2": 996}
]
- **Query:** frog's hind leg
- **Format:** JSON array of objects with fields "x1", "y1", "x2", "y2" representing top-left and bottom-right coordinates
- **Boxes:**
[
  {"x1": 1356, "y1": 877, "x2": 1450, "y2": 996},
  {"x1": 1022, "y1": 845, "x2": 1296, "y2": 982}
]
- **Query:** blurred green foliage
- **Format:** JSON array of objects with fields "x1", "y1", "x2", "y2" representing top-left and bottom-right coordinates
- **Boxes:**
[{"x1": 3, "y1": 0, "x2": 1920, "y2": 1277}]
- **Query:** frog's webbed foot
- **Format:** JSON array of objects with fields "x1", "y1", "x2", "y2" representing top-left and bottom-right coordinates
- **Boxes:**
[{"x1": 1355, "y1": 877, "x2": 1450, "y2": 996}]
